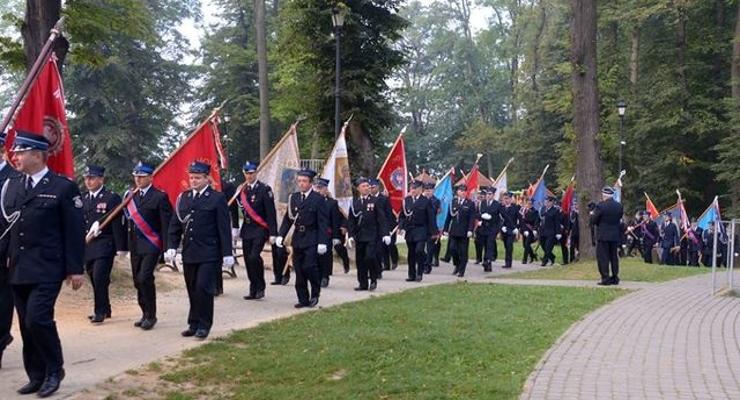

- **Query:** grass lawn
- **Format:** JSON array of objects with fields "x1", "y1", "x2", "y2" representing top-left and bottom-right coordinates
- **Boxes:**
[
  {"x1": 397, "y1": 237, "x2": 565, "y2": 265},
  {"x1": 128, "y1": 283, "x2": 623, "y2": 400},
  {"x1": 501, "y1": 257, "x2": 709, "y2": 282}
]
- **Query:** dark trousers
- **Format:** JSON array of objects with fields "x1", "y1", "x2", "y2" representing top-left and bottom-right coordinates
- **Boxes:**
[
  {"x1": 0, "y1": 271, "x2": 13, "y2": 349},
  {"x1": 12, "y1": 282, "x2": 63, "y2": 381},
  {"x1": 627, "y1": 238, "x2": 641, "y2": 257},
  {"x1": 357, "y1": 241, "x2": 379, "y2": 288},
  {"x1": 334, "y1": 242, "x2": 350, "y2": 271},
  {"x1": 474, "y1": 233, "x2": 484, "y2": 262},
  {"x1": 85, "y1": 257, "x2": 114, "y2": 317},
  {"x1": 425, "y1": 238, "x2": 439, "y2": 269},
  {"x1": 596, "y1": 241, "x2": 620, "y2": 281},
  {"x1": 481, "y1": 233, "x2": 496, "y2": 263},
  {"x1": 542, "y1": 235, "x2": 556, "y2": 264},
  {"x1": 522, "y1": 233, "x2": 537, "y2": 263},
  {"x1": 441, "y1": 238, "x2": 452, "y2": 262},
  {"x1": 449, "y1": 236, "x2": 470, "y2": 274},
  {"x1": 319, "y1": 249, "x2": 332, "y2": 279},
  {"x1": 642, "y1": 243, "x2": 654, "y2": 263},
  {"x1": 560, "y1": 234, "x2": 570, "y2": 264},
  {"x1": 407, "y1": 240, "x2": 427, "y2": 279},
  {"x1": 381, "y1": 233, "x2": 399, "y2": 270},
  {"x1": 502, "y1": 233, "x2": 515, "y2": 268},
  {"x1": 183, "y1": 262, "x2": 218, "y2": 331},
  {"x1": 243, "y1": 236, "x2": 267, "y2": 296},
  {"x1": 569, "y1": 235, "x2": 579, "y2": 262},
  {"x1": 271, "y1": 244, "x2": 290, "y2": 283},
  {"x1": 689, "y1": 250, "x2": 700, "y2": 266},
  {"x1": 660, "y1": 247, "x2": 674, "y2": 265},
  {"x1": 292, "y1": 246, "x2": 320, "y2": 305},
  {"x1": 131, "y1": 253, "x2": 159, "y2": 319}
]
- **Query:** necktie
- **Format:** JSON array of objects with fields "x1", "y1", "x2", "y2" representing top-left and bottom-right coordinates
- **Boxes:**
[
  {"x1": 26, "y1": 177, "x2": 33, "y2": 191},
  {"x1": 301, "y1": 193, "x2": 306, "y2": 203}
]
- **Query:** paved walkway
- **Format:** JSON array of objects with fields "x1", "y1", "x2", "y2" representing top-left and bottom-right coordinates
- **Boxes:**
[
  {"x1": 0, "y1": 258, "x2": 540, "y2": 399},
  {"x1": 520, "y1": 271, "x2": 740, "y2": 400}
]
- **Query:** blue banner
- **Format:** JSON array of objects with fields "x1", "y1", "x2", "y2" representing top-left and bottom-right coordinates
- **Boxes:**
[{"x1": 434, "y1": 173, "x2": 453, "y2": 230}]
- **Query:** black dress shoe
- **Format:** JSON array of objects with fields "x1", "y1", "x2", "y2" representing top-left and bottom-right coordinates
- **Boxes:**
[
  {"x1": 140, "y1": 318, "x2": 157, "y2": 330},
  {"x1": 308, "y1": 297, "x2": 319, "y2": 307},
  {"x1": 294, "y1": 303, "x2": 307, "y2": 308},
  {"x1": 194, "y1": 329, "x2": 209, "y2": 339},
  {"x1": 457, "y1": 272, "x2": 464, "y2": 277},
  {"x1": 610, "y1": 276, "x2": 620, "y2": 285},
  {"x1": 17, "y1": 380, "x2": 43, "y2": 395},
  {"x1": 597, "y1": 280, "x2": 611, "y2": 286},
  {"x1": 369, "y1": 281, "x2": 377, "y2": 291},
  {"x1": 255, "y1": 290, "x2": 265, "y2": 299},
  {"x1": 540, "y1": 261, "x2": 548, "y2": 267},
  {"x1": 391, "y1": 263, "x2": 398, "y2": 270},
  {"x1": 415, "y1": 276, "x2": 423, "y2": 282},
  {"x1": 133, "y1": 318, "x2": 144, "y2": 327},
  {"x1": 243, "y1": 294, "x2": 257, "y2": 300},
  {"x1": 474, "y1": 260, "x2": 481, "y2": 265},
  {"x1": 181, "y1": 328, "x2": 197, "y2": 337},
  {"x1": 354, "y1": 287, "x2": 368, "y2": 291},
  {"x1": 90, "y1": 315, "x2": 105, "y2": 323},
  {"x1": 270, "y1": 281, "x2": 281, "y2": 285},
  {"x1": 0, "y1": 334, "x2": 12, "y2": 369},
  {"x1": 343, "y1": 265, "x2": 350, "y2": 273},
  {"x1": 405, "y1": 278, "x2": 415, "y2": 282},
  {"x1": 88, "y1": 311, "x2": 111, "y2": 320},
  {"x1": 281, "y1": 276, "x2": 290, "y2": 285},
  {"x1": 37, "y1": 369, "x2": 65, "y2": 398},
  {"x1": 320, "y1": 278, "x2": 329, "y2": 288}
]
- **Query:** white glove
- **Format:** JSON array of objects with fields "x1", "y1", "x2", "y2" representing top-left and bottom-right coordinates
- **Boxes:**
[
  {"x1": 533, "y1": 230, "x2": 538, "y2": 236},
  {"x1": 85, "y1": 221, "x2": 102, "y2": 241},
  {"x1": 269, "y1": 236, "x2": 277, "y2": 245},
  {"x1": 332, "y1": 238, "x2": 341, "y2": 246},
  {"x1": 382, "y1": 236, "x2": 391, "y2": 245},
  {"x1": 556, "y1": 234, "x2": 562, "y2": 240},
  {"x1": 223, "y1": 256, "x2": 235, "y2": 267},
  {"x1": 466, "y1": 231, "x2": 473, "y2": 238},
  {"x1": 347, "y1": 237, "x2": 355, "y2": 249},
  {"x1": 275, "y1": 236, "x2": 284, "y2": 248},
  {"x1": 442, "y1": 231, "x2": 449, "y2": 237},
  {"x1": 501, "y1": 226, "x2": 508, "y2": 233},
  {"x1": 513, "y1": 228, "x2": 519, "y2": 235},
  {"x1": 231, "y1": 228, "x2": 240, "y2": 239},
  {"x1": 116, "y1": 251, "x2": 129, "y2": 257},
  {"x1": 481, "y1": 213, "x2": 492, "y2": 221},
  {"x1": 164, "y1": 249, "x2": 177, "y2": 263},
  {"x1": 524, "y1": 231, "x2": 529, "y2": 237},
  {"x1": 398, "y1": 229, "x2": 405, "y2": 237},
  {"x1": 317, "y1": 244, "x2": 327, "y2": 255}
]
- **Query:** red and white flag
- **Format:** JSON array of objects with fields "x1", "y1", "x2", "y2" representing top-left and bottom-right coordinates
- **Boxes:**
[
  {"x1": 153, "y1": 115, "x2": 226, "y2": 205},
  {"x1": 377, "y1": 129, "x2": 407, "y2": 214},
  {"x1": 7, "y1": 53, "x2": 74, "y2": 177}
]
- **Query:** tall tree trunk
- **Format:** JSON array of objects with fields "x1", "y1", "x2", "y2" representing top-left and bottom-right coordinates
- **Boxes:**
[
  {"x1": 629, "y1": 27, "x2": 640, "y2": 91},
  {"x1": 255, "y1": 0, "x2": 271, "y2": 160},
  {"x1": 571, "y1": 0, "x2": 602, "y2": 259},
  {"x1": 531, "y1": 2, "x2": 547, "y2": 94},
  {"x1": 730, "y1": 3, "x2": 740, "y2": 212},
  {"x1": 21, "y1": 0, "x2": 68, "y2": 73},
  {"x1": 674, "y1": 4, "x2": 689, "y2": 106}
]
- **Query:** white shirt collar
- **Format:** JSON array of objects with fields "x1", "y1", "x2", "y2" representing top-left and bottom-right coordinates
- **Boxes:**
[
  {"x1": 90, "y1": 186, "x2": 104, "y2": 198},
  {"x1": 27, "y1": 167, "x2": 49, "y2": 187},
  {"x1": 0, "y1": 161, "x2": 6, "y2": 171},
  {"x1": 139, "y1": 184, "x2": 152, "y2": 196},
  {"x1": 301, "y1": 188, "x2": 312, "y2": 197},
  {"x1": 192, "y1": 185, "x2": 209, "y2": 197}
]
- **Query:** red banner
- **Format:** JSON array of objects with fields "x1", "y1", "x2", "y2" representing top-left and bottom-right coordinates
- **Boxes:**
[
  {"x1": 153, "y1": 118, "x2": 224, "y2": 206},
  {"x1": 7, "y1": 53, "x2": 74, "y2": 177},
  {"x1": 645, "y1": 192, "x2": 660, "y2": 220},
  {"x1": 377, "y1": 133, "x2": 407, "y2": 214},
  {"x1": 561, "y1": 181, "x2": 575, "y2": 215},
  {"x1": 465, "y1": 164, "x2": 480, "y2": 199}
]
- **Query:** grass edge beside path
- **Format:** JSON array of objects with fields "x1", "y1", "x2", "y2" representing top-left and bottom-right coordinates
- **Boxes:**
[
  {"x1": 497, "y1": 258, "x2": 710, "y2": 282},
  {"x1": 92, "y1": 283, "x2": 625, "y2": 400}
]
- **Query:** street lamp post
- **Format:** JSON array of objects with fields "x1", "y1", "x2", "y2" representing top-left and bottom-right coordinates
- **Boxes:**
[
  {"x1": 332, "y1": 7, "x2": 347, "y2": 139},
  {"x1": 617, "y1": 100, "x2": 627, "y2": 173}
]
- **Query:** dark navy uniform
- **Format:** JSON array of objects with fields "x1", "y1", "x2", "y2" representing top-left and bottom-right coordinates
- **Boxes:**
[
  {"x1": 3, "y1": 166, "x2": 85, "y2": 388},
  {"x1": 590, "y1": 188, "x2": 624, "y2": 284},
  {"x1": 444, "y1": 192, "x2": 477, "y2": 277},
  {"x1": 318, "y1": 188, "x2": 347, "y2": 287},
  {"x1": 568, "y1": 209, "x2": 580, "y2": 262},
  {"x1": 477, "y1": 192, "x2": 502, "y2": 270},
  {"x1": 168, "y1": 182, "x2": 232, "y2": 337},
  {"x1": 123, "y1": 162, "x2": 172, "y2": 328},
  {"x1": 374, "y1": 186, "x2": 399, "y2": 271},
  {"x1": 278, "y1": 177, "x2": 330, "y2": 307},
  {"x1": 398, "y1": 185, "x2": 436, "y2": 281},
  {"x1": 217, "y1": 177, "x2": 240, "y2": 295},
  {"x1": 520, "y1": 205, "x2": 540, "y2": 264},
  {"x1": 348, "y1": 187, "x2": 388, "y2": 290},
  {"x1": 236, "y1": 175, "x2": 277, "y2": 299},
  {"x1": 659, "y1": 218, "x2": 680, "y2": 265},
  {"x1": 639, "y1": 215, "x2": 659, "y2": 263},
  {"x1": 424, "y1": 189, "x2": 441, "y2": 272},
  {"x1": 539, "y1": 200, "x2": 562, "y2": 266},
  {"x1": 499, "y1": 199, "x2": 521, "y2": 268},
  {"x1": 0, "y1": 160, "x2": 20, "y2": 368},
  {"x1": 559, "y1": 208, "x2": 571, "y2": 265},
  {"x1": 82, "y1": 175, "x2": 126, "y2": 322}
]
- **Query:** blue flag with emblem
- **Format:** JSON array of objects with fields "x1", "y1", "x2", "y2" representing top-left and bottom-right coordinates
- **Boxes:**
[
  {"x1": 434, "y1": 168, "x2": 454, "y2": 230},
  {"x1": 697, "y1": 196, "x2": 722, "y2": 231}
]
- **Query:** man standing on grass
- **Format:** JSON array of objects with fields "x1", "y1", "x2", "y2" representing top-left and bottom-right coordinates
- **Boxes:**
[
  {"x1": 235, "y1": 161, "x2": 277, "y2": 300},
  {"x1": 166, "y1": 161, "x2": 233, "y2": 339},
  {"x1": 398, "y1": 180, "x2": 437, "y2": 282},
  {"x1": 477, "y1": 187, "x2": 501, "y2": 271},
  {"x1": 539, "y1": 196, "x2": 562, "y2": 266},
  {"x1": 3, "y1": 132, "x2": 85, "y2": 397},
  {"x1": 275, "y1": 168, "x2": 329, "y2": 308},
  {"x1": 590, "y1": 186, "x2": 624, "y2": 286},
  {"x1": 499, "y1": 192, "x2": 521, "y2": 269},
  {"x1": 347, "y1": 177, "x2": 390, "y2": 291},
  {"x1": 444, "y1": 184, "x2": 477, "y2": 277},
  {"x1": 659, "y1": 213, "x2": 679, "y2": 265}
]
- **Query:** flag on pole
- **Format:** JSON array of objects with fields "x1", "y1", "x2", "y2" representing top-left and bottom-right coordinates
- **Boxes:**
[
  {"x1": 645, "y1": 192, "x2": 660, "y2": 220},
  {"x1": 153, "y1": 114, "x2": 225, "y2": 205},
  {"x1": 377, "y1": 129, "x2": 407, "y2": 214},
  {"x1": 613, "y1": 170, "x2": 625, "y2": 203},
  {"x1": 434, "y1": 167, "x2": 454, "y2": 230},
  {"x1": 696, "y1": 196, "x2": 722, "y2": 231},
  {"x1": 676, "y1": 190, "x2": 690, "y2": 232},
  {"x1": 491, "y1": 157, "x2": 513, "y2": 201},
  {"x1": 7, "y1": 53, "x2": 74, "y2": 177},
  {"x1": 256, "y1": 123, "x2": 302, "y2": 218},
  {"x1": 531, "y1": 165, "x2": 550, "y2": 211},
  {"x1": 561, "y1": 177, "x2": 575, "y2": 215},
  {"x1": 464, "y1": 163, "x2": 480, "y2": 199},
  {"x1": 321, "y1": 121, "x2": 353, "y2": 215}
]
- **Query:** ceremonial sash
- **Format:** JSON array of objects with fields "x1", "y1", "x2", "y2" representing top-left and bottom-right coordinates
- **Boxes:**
[
  {"x1": 126, "y1": 198, "x2": 163, "y2": 250},
  {"x1": 641, "y1": 224, "x2": 655, "y2": 241},
  {"x1": 240, "y1": 189, "x2": 269, "y2": 230}
]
